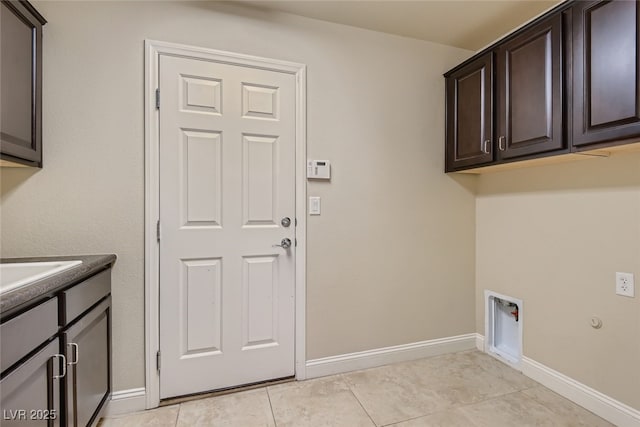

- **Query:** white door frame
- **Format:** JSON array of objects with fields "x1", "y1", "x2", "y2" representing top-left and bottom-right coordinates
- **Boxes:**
[{"x1": 144, "y1": 39, "x2": 307, "y2": 409}]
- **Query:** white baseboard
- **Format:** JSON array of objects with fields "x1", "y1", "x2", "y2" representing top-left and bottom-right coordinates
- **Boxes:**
[
  {"x1": 475, "y1": 333, "x2": 484, "y2": 351},
  {"x1": 305, "y1": 333, "x2": 476, "y2": 379},
  {"x1": 475, "y1": 334, "x2": 640, "y2": 427},
  {"x1": 104, "y1": 387, "x2": 147, "y2": 417},
  {"x1": 522, "y1": 356, "x2": 640, "y2": 427}
]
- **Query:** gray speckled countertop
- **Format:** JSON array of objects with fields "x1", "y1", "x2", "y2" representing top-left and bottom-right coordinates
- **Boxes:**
[{"x1": 0, "y1": 254, "x2": 116, "y2": 319}]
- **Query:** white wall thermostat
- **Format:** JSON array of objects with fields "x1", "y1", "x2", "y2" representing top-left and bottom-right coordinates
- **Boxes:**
[{"x1": 307, "y1": 160, "x2": 331, "y2": 180}]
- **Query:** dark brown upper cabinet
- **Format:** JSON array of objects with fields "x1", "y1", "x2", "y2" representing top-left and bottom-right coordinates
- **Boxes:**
[
  {"x1": 0, "y1": 1, "x2": 46, "y2": 167},
  {"x1": 497, "y1": 13, "x2": 564, "y2": 160},
  {"x1": 445, "y1": 53, "x2": 494, "y2": 171},
  {"x1": 445, "y1": 10, "x2": 566, "y2": 173},
  {"x1": 445, "y1": 0, "x2": 640, "y2": 173},
  {"x1": 572, "y1": 0, "x2": 640, "y2": 149}
]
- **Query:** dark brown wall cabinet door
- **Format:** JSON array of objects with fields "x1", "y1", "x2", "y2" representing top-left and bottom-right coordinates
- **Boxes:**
[
  {"x1": 573, "y1": 0, "x2": 640, "y2": 147},
  {"x1": 445, "y1": 53, "x2": 494, "y2": 171},
  {"x1": 497, "y1": 13, "x2": 564, "y2": 159}
]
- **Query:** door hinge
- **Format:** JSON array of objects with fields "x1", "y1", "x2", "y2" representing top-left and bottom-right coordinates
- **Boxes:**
[
  {"x1": 295, "y1": 238, "x2": 297, "y2": 247},
  {"x1": 156, "y1": 220, "x2": 161, "y2": 243},
  {"x1": 155, "y1": 88, "x2": 160, "y2": 109},
  {"x1": 156, "y1": 350, "x2": 161, "y2": 372}
]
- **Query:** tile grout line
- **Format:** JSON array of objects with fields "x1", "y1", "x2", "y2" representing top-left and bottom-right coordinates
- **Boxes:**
[
  {"x1": 373, "y1": 390, "x2": 499, "y2": 426},
  {"x1": 340, "y1": 352, "x2": 536, "y2": 427},
  {"x1": 519, "y1": 387, "x2": 555, "y2": 411},
  {"x1": 338, "y1": 374, "x2": 379, "y2": 426},
  {"x1": 459, "y1": 354, "x2": 545, "y2": 402},
  {"x1": 265, "y1": 386, "x2": 279, "y2": 427},
  {"x1": 456, "y1": 389, "x2": 526, "y2": 412},
  {"x1": 518, "y1": 387, "x2": 611, "y2": 423},
  {"x1": 379, "y1": 413, "x2": 427, "y2": 427},
  {"x1": 174, "y1": 403, "x2": 182, "y2": 427},
  {"x1": 516, "y1": 388, "x2": 566, "y2": 418}
]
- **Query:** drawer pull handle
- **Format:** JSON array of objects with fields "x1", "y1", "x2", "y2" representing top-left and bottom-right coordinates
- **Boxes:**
[
  {"x1": 52, "y1": 354, "x2": 67, "y2": 379},
  {"x1": 68, "y1": 343, "x2": 79, "y2": 366}
]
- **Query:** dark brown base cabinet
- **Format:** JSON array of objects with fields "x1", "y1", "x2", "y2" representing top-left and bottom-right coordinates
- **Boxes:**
[
  {"x1": 0, "y1": 269, "x2": 112, "y2": 427},
  {"x1": 445, "y1": 0, "x2": 640, "y2": 173}
]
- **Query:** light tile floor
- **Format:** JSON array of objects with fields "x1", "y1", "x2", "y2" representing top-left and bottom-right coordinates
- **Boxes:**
[{"x1": 100, "y1": 351, "x2": 613, "y2": 427}]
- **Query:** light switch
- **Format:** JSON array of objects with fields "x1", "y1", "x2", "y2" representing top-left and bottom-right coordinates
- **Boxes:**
[{"x1": 309, "y1": 196, "x2": 321, "y2": 215}]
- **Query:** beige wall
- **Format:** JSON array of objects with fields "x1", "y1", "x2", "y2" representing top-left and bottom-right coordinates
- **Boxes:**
[
  {"x1": 0, "y1": 1, "x2": 476, "y2": 391},
  {"x1": 476, "y1": 152, "x2": 640, "y2": 410}
]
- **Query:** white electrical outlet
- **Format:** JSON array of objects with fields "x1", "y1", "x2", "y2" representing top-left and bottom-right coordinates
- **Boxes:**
[{"x1": 615, "y1": 272, "x2": 635, "y2": 297}]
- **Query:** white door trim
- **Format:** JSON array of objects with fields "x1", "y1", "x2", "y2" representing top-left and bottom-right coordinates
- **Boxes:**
[{"x1": 144, "y1": 39, "x2": 307, "y2": 409}]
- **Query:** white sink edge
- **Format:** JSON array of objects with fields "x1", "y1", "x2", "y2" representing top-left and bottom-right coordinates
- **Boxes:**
[{"x1": 0, "y1": 260, "x2": 83, "y2": 295}]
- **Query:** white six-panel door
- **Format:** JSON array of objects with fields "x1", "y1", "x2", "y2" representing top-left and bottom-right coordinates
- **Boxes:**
[{"x1": 158, "y1": 54, "x2": 296, "y2": 399}]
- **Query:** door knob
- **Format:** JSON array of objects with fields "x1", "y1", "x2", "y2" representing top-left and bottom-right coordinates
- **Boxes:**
[
  {"x1": 281, "y1": 217, "x2": 291, "y2": 227},
  {"x1": 273, "y1": 238, "x2": 292, "y2": 249}
]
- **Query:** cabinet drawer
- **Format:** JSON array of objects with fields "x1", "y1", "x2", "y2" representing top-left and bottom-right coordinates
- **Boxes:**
[
  {"x1": 60, "y1": 269, "x2": 110, "y2": 326},
  {"x1": 1, "y1": 298, "x2": 58, "y2": 373}
]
